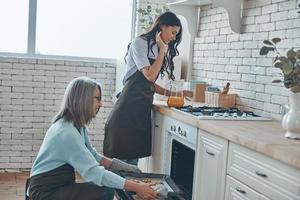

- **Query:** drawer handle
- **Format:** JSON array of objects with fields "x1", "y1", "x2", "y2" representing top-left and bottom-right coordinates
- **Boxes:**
[
  {"x1": 235, "y1": 187, "x2": 246, "y2": 194},
  {"x1": 206, "y1": 150, "x2": 215, "y2": 156},
  {"x1": 255, "y1": 171, "x2": 268, "y2": 178}
]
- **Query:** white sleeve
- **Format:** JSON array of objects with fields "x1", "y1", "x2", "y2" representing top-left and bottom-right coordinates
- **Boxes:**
[{"x1": 131, "y1": 37, "x2": 151, "y2": 70}]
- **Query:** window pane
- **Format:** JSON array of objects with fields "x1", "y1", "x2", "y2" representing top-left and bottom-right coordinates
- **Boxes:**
[
  {"x1": 36, "y1": 0, "x2": 133, "y2": 59},
  {"x1": 0, "y1": 0, "x2": 28, "y2": 53}
]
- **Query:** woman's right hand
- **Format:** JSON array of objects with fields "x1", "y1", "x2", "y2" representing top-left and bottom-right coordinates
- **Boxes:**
[
  {"x1": 156, "y1": 31, "x2": 168, "y2": 53},
  {"x1": 124, "y1": 180, "x2": 157, "y2": 200}
]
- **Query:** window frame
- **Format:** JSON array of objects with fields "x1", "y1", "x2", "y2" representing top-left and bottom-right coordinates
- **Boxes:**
[{"x1": 0, "y1": 0, "x2": 137, "y2": 62}]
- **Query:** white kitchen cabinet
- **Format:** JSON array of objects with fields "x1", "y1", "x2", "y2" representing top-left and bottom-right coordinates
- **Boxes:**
[
  {"x1": 193, "y1": 130, "x2": 228, "y2": 200},
  {"x1": 142, "y1": 112, "x2": 166, "y2": 173},
  {"x1": 225, "y1": 175, "x2": 271, "y2": 200},
  {"x1": 227, "y1": 143, "x2": 300, "y2": 200}
]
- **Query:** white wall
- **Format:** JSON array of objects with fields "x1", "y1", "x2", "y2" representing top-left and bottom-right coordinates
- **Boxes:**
[
  {"x1": 0, "y1": 56, "x2": 116, "y2": 170},
  {"x1": 192, "y1": 0, "x2": 300, "y2": 119}
]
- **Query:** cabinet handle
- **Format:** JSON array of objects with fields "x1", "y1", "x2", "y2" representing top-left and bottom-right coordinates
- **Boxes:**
[
  {"x1": 155, "y1": 124, "x2": 159, "y2": 127},
  {"x1": 206, "y1": 150, "x2": 215, "y2": 156},
  {"x1": 235, "y1": 186, "x2": 246, "y2": 194},
  {"x1": 255, "y1": 170, "x2": 268, "y2": 178}
]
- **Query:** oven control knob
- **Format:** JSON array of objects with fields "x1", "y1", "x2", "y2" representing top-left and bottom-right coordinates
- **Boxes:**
[
  {"x1": 233, "y1": 112, "x2": 238, "y2": 118},
  {"x1": 242, "y1": 112, "x2": 247, "y2": 118},
  {"x1": 170, "y1": 125, "x2": 176, "y2": 132},
  {"x1": 182, "y1": 130, "x2": 187, "y2": 137}
]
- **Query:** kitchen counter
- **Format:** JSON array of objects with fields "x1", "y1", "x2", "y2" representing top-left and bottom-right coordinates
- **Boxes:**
[{"x1": 153, "y1": 100, "x2": 300, "y2": 170}]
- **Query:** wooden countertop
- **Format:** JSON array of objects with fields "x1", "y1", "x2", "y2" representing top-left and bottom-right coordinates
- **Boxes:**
[{"x1": 153, "y1": 100, "x2": 300, "y2": 170}]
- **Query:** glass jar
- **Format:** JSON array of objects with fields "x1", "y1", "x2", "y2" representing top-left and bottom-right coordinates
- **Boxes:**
[{"x1": 166, "y1": 80, "x2": 184, "y2": 108}]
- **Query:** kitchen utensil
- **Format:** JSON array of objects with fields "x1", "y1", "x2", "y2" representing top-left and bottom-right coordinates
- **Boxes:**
[{"x1": 221, "y1": 82, "x2": 230, "y2": 94}]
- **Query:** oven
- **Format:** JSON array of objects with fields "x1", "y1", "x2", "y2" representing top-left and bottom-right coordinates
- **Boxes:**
[{"x1": 163, "y1": 116, "x2": 197, "y2": 200}]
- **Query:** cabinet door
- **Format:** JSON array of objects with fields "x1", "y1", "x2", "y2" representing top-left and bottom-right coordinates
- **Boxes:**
[
  {"x1": 193, "y1": 130, "x2": 228, "y2": 200},
  {"x1": 227, "y1": 143, "x2": 300, "y2": 200},
  {"x1": 146, "y1": 111, "x2": 165, "y2": 173},
  {"x1": 225, "y1": 175, "x2": 260, "y2": 200},
  {"x1": 260, "y1": 194, "x2": 271, "y2": 200}
]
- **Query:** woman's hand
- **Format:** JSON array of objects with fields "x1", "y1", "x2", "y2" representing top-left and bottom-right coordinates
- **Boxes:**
[
  {"x1": 156, "y1": 32, "x2": 168, "y2": 53},
  {"x1": 124, "y1": 180, "x2": 157, "y2": 200}
]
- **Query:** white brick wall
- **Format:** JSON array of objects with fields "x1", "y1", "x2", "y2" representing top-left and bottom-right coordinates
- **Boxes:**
[
  {"x1": 0, "y1": 56, "x2": 116, "y2": 170},
  {"x1": 192, "y1": 0, "x2": 300, "y2": 119}
]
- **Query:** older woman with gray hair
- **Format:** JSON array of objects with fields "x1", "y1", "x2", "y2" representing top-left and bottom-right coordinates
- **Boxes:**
[{"x1": 26, "y1": 76, "x2": 157, "y2": 200}]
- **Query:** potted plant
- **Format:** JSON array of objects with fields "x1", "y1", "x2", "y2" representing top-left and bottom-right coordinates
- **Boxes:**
[{"x1": 260, "y1": 38, "x2": 300, "y2": 139}]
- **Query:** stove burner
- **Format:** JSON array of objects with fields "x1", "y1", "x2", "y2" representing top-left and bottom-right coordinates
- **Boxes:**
[{"x1": 175, "y1": 105, "x2": 269, "y2": 120}]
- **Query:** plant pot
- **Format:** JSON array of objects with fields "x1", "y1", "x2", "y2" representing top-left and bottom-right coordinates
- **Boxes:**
[{"x1": 282, "y1": 92, "x2": 300, "y2": 139}]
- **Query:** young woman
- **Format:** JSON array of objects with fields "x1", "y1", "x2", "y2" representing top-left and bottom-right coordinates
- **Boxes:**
[
  {"x1": 26, "y1": 76, "x2": 156, "y2": 200},
  {"x1": 103, "y1": 11, "x2": 192, "y2": 165}
]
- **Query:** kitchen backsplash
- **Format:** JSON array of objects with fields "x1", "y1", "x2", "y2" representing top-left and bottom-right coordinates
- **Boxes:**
[
  {"x1": 192, "y1": 0, "x2": 300, "y2": 120},
  {"x1": 0, "y1": 56, "x2": 116, "y2": 170}
]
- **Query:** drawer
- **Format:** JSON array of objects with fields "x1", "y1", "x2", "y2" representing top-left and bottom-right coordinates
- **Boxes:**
[
  {"x1": 227, "y1": 143, "x2": 300, "y2": 200},
  {"x1": 225, "y1": 175, "x2": 261, "y2": 200}
]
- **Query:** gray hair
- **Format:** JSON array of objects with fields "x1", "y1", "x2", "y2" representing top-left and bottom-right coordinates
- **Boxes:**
[{"x1": 53, "y1": 76, "x2": 102, "y2": 129}]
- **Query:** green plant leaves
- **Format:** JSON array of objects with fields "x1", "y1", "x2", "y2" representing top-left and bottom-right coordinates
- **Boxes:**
[
  {"x1": 295, "y1": 49, "x2": 300, "y2": 59},
  {"x1": 281, "y1": 62, "x2": 293, "y2": 75},
  {"x1": 287, "y1": 48, "x2": 296, "y2": 58},
  {"x1": 259, "y1": 38, "x2": 300, "y2": 93},
  {"x1": 259, "y1": 46, "x2": 274, "y2": 55},
  {"x1": 263, "y1": 40, "x2": 273, "y2": 46},
  {"x1": 272, "y1": 38, "x2": 281, "y2": 44}
]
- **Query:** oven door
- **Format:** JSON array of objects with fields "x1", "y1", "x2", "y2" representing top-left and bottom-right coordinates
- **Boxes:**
[{"x1": 164, "y1": 132, "x2": 195, "y2": 200}]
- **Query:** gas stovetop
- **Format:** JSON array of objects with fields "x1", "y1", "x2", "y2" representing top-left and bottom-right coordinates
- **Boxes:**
[{"x1": 174, "y1": 106, "x2": 271, "y2": 121}]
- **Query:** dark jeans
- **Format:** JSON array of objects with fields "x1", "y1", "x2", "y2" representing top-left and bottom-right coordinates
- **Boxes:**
[{"x1": 51, "y1": 183, "x2": 115, "y2": 200}]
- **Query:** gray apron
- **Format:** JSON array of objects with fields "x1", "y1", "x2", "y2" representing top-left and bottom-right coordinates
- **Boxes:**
[{"x1": 103, "y1": 58, "x2": 157, "y2": 159}]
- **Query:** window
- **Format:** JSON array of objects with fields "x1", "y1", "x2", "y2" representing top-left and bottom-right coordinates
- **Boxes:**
[
  {"x1": 0, "y1": 0, "x2": 134, "y2": 60},
  {"x1": 0, "y1": 0, "x2": 29, "y2": 53}
]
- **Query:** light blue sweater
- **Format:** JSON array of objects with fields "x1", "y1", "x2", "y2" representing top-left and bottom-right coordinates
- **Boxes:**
[{"x1": 30, "y1": 118, "x2": 125, "y2": 189}]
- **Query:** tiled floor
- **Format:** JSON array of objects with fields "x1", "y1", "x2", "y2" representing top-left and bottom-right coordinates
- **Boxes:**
[{"x1": 0, "y1": 172, "x2": 118, "y2": 200}]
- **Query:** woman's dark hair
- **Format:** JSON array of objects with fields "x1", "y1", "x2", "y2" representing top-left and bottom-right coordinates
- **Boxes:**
[{"x1": 125, "y1": 11, "x2": 182, "y2": 80}]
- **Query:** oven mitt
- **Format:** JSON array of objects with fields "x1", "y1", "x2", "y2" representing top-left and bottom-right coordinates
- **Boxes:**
[
  {"x1": 154, "y1": 184, "x2": 168, "y2": 199},
  {"x1": 109, "y1": 158, "x2": 142, "y2": 174}
]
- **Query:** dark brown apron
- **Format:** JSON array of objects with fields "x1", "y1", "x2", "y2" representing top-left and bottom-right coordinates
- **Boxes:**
[{"x1": 103, "y1": 58, "x2": 157, "y2": 159}]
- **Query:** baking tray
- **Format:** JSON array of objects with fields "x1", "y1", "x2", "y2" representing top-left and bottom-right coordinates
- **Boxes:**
[{"x1": 116, "y1": 172, "x2": 182, "y2": 200}]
